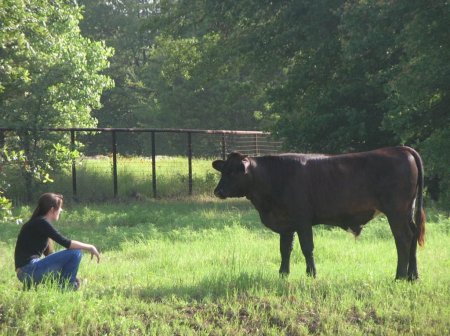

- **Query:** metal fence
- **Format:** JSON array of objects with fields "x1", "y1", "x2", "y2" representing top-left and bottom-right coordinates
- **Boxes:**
[{"x1": 0, "y1": 128, "x2": 282, "y2": 201}]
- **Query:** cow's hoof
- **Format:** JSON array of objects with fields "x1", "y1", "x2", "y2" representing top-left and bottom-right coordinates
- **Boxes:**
[
  {"x1": 279, "y1": 271, "x2": 290, "y2": 278},
  {"x1": 306, "y1": 271, "x2": 316, "y2": 278},
  {"x1": 407, "y1": 274, "x2": 419, "y2": 282},
  {"x1": 306, "y1": 266, "x2": 316, "y2": 278}
]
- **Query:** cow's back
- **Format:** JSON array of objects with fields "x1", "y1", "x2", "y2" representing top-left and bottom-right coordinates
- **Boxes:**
[{"x1": 304, "y1": 147, "x2": 419, "y2": 223}]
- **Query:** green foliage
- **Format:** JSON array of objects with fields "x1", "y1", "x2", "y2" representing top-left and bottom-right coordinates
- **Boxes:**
[
  {"x1": 0, "y1": 0, "x2": 114, "y2": 127},
  {"x1": 78, "y1": 0, "x2": 158, "y2": 129},
  {"x1": 0, "y1": 192, "x2": 14, "y2": 222},
  {"x1": 79, "y1": 0, "x2": 268, "y2": 132},
  {"x1": 383, "y1": 1, "x2": 450, "y2": 143},
  {"x1": 420, "y1": 129, "x2": 450, "y2": 208},
  {"x1": 0, "y1": 147, "x2": 24, "y2": 223},
  {"x1": 0, "y1": 0, "x2": 114, "y2": 197}
]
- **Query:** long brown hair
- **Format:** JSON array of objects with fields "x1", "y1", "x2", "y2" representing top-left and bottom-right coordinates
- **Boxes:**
[
  {"x1": 31, "y1": 193, "x2": 64, "y2": 220},
  {"x1": 31, "y1": 193, "x2": 64, "y2": 255}
]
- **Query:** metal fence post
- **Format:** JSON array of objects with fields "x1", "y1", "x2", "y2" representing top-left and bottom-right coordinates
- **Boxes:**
[
  {"x1": 0, "y1": 130, "x2": 4, "y2": 148},
  {"x1": 187, "y1": 132, "x2": 193, "y2": 195},
  {"x1": 112, "y1": 131, "x2": 118, "y2": 197},
  {"x1": 70, "y1": 130, "x2": 77, "y2": 199},
  {"x1": 151, "y1": 131, "x2": 157, "y2": 198},
  {"x1": 221, "y1": 133, "x2": 226, "y2": 160}
]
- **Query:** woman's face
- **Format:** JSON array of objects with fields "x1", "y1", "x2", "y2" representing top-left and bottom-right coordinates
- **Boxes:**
[{"x1": 46, "y1": 206, "x2": 63, "y2": 222}]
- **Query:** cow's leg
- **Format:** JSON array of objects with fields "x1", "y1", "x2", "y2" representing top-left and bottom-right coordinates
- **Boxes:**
[
  {"x1": 386, "y1": 213, "x2": 414, "y2": 280},
  {"x1": 297, "y1": 226, "x2": 316, "y2": 278},
  {"x1": 407, "y1": 220, "x2": 419, "y2": 281},
  {"x1": 279, "y1": 232, "x2": 295, "y2": 277}
]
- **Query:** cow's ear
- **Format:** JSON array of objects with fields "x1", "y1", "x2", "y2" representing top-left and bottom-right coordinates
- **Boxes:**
[
  {"x1": 241, "y1": 158, "x2": 251, "y2": 174},
  {"x1": 212, "y1": 160, "x2": 225, "y2": 172}
]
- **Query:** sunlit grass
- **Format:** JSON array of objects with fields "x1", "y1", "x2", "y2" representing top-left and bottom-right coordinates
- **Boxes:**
[
  {"x1": 5, "y1": 156, "x2": 220, "y2": 203},
  {"x1": 1, "y1": 199, "x2": 449, "y2": 335}
]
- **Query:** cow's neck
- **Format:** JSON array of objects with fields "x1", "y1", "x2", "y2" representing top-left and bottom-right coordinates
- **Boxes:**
[
  {"x1": 245, "y1": 163, "x2": 274, "y2": 211},
  {"x1": 247, "y1": 193, "x2": 269, "y2": 212}
]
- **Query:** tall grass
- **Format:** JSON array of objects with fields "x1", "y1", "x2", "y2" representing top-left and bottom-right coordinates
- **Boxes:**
[
  {"x1": 1, "y1": 199, "x2": 449, "y2": 335},
  {"x1": 5, "y1": 156, "x2": 219, "y2": 203},
  {"x1": 70, "y1": 156, "x2": 217, "y2": 200}
]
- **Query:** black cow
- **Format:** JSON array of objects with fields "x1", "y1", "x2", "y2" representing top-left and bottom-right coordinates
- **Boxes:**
[{"x1": 212, "y1": 146, "x2": 425, "y2": 280}]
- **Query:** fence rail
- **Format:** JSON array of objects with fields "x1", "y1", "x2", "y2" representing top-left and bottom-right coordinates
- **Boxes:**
[{"x1": 0, "y1": 127, "x2": 282, "y2": 201}]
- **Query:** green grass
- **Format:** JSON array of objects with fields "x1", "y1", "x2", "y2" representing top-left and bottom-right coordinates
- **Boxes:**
[
  {"x1": 1, "y1": 198, "x2": 449, "y2": 335},
  {"x1": 5, "y1": 156, "x2": 219, "y2": 203}
]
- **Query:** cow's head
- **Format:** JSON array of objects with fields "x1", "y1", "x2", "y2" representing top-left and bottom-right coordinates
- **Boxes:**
[{"x1": 212, "y1": 152, "x2": 251, "y2": 199}]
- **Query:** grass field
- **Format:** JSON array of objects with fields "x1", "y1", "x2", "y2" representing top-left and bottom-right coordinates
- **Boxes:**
[
  {"x1": 0, "y1": 198, "x2": 449, "y2": 335},
  {"x1": 5, "y1": 156, "x2": 219, "y2": 203}
]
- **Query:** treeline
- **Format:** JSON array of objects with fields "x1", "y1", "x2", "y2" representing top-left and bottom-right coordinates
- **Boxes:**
[{"x1": 1, "y1": 0, "x2": 449, "y2": 207}]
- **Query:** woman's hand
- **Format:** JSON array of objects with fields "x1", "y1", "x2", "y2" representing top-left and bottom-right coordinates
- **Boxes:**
[
  {"x1": 89, "y1": 245, "x2": 100, "y2": 263},
  {"x1": 69, "y1": 240, "x2": 101, "y2": 263}
]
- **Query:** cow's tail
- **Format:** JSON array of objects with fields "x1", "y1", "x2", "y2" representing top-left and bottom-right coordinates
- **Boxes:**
[{"x1": 407, "y1": 147, "x2": 426, "y2": 247}]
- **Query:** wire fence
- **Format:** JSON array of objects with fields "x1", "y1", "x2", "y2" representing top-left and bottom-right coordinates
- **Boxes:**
[{"x1": 0, "y1": 128, "x2": 283, "y2": 202}]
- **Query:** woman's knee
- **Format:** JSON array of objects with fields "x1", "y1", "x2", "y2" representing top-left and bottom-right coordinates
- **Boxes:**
[{"x1": 70, "y1": 249, "x2": 83, "y2": 261}]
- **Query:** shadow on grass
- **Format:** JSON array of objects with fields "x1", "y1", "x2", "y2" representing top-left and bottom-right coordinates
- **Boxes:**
[{"x1": 93, "y1": 270, "x2": 303, "y2": 302}]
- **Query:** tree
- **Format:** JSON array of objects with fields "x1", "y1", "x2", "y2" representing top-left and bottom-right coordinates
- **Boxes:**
[
  {"x1": 78, "y1": 0, "x2": 157, "y2": 128},
  {"x1": 80, "y1": 0, "x2": 271, "y2": 133},
  {"x1": 258, "y1": 0, "x2": 399, "y2": 152},
  {"x1": 0, "y1": 0, "x2": 113, "y2": 199},
  {"x1": 78, "y1": 0, "x2": 162, "y2": 154},
  {"x1": 383, "y1": 0, "x2": 450, "y2": 206},
  {"x1": 153, "y1": 0, "x2": 297, "y2": 130}
]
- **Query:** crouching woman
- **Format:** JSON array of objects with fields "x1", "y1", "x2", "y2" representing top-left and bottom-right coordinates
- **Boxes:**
[{"x1": 14, "y1": 193, "x2": 100, "y2": 290}]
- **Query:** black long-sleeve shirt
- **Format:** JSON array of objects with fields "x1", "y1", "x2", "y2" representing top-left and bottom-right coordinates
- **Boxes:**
[{"x1": 14, "y1": 217, "x2": 71, "y2": 269}]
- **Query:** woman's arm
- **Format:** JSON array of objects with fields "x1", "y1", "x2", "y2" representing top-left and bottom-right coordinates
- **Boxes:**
[
  {"x1": 43, "y1": 238, "x2": 54, "y2": 256},
  {"x1": 69, "y1": 240, "x2": 100, "y2": 263}
]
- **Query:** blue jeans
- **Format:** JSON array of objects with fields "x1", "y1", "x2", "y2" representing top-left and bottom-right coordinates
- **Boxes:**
[{"x1": 17, "y1": 249, "x2": 82, "y2": 289}]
